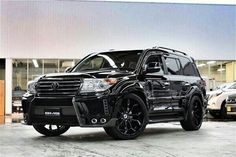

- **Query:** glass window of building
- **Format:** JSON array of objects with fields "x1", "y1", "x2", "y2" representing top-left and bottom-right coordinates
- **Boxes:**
[
  {"x1": 59, "y1": 59, "x2": 80, "y2": 73},
  {"x1": 28, "y1": 59, "x2": 43, "y2": 81},
  {"x1": 12, "y1": 59, "x2": 27, "y2": 117},
  {"x1": 44, "y1": 59, "x2": 59, "y2": 74},
  {"x1": 196, "y1": 60, "x2": 235, "y2": 91}
]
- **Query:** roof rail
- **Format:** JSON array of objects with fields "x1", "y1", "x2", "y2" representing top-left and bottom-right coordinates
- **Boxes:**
[{"x1": 157, "y1": 47, "x2": 187, "y2": 56}]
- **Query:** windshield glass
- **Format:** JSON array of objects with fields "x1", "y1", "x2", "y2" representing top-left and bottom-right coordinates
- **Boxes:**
[
  {"x1": 216, "y1": 83, "x2": 235, "y2": 90},
  {"x1": 72, "y1": 50, "x2": 143, "y2": 72}
]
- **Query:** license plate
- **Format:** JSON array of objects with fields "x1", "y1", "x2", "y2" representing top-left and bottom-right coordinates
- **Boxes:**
[{"x1": 44, "y1": 108, "x2": 61, "y2": 117}]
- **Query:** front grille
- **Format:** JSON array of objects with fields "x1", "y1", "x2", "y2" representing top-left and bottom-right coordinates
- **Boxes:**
[{"x1": 36, "y1": 77, "x2": 81, "y2": 97}]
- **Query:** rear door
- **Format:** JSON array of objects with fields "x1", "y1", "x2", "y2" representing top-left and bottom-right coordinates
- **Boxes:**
[
  {"x1": 163, "y1": 55, "x2": 187, "y2": 107},
  {"x1": 178, "y1": 56, "x2": 202, "y2": 92}
]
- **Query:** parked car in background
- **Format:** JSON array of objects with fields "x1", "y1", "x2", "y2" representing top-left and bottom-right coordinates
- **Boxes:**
[
  {"x1": 226, "y1": 94, "x2": 236, "y2": 119},
  {"x1": 12, "y1": 86, "x2": 26, "y2": 114},
  {"x1": 207, "y1": 82, "x2": 236, "y2": 118}
]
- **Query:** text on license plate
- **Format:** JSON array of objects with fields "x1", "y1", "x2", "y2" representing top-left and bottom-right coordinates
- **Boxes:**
[{"x1": 44, "y1": 109, "x2": 61, "y2": 116}]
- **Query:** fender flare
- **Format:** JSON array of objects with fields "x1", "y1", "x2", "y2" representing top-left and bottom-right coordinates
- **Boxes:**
[
  {"x1": 112, "y1": 81, "x2": 149, "y2": 110},
  {"x1": 183, "y1": 86, "x2": 206, "y2": 120}
]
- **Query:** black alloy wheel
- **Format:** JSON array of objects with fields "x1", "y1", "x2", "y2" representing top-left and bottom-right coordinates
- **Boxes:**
[
  {"x1": 104, "y1": 93, "x2": 147, "y2": 140},
  {"x1": 180, "y1": 96, "x2": 203, "y2": 131},
  {"x1": 192, "y1": 100, "x2": 203, "y2": 127},
  {"x1": 33, "y1": 124, "x2": 70, "y2": 136}
]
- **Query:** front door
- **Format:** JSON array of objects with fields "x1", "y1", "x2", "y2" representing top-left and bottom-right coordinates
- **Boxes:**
[{"x1": 142, "y1": 52, "x2": 172, "y2": 112}]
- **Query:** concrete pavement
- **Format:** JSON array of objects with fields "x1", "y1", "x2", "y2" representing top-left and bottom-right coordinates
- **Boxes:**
[{"x1": 0, "y1": 121, "x2": 235, "y2": 157}]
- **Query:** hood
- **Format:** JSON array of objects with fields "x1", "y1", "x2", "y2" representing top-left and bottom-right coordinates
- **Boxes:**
[
  {"x1": 206, "y1": 89, "x2": 222, "y2": 96},
  {"x1": 42, "y1": 70, "x2": 134, "y2": 79}
]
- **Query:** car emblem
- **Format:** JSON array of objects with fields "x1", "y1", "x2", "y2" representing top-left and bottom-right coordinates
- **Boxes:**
[{"x1": 51, "y1": 82, "x2": 60, "y2": 90}]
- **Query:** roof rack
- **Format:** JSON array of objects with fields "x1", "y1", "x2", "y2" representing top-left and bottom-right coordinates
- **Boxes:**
[{"x1": 157, "y1": 47, "x2": 187, "y2": 56}]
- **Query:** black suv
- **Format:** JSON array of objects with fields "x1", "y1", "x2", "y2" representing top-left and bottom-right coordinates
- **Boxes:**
[{"x1": 22, "y1": 47, "x2": 207, "y2": 139}]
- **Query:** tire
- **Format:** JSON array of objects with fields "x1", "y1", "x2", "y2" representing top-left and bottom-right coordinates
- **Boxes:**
[
  {"x1": 220, "y1": 101, "x2": 228, "y2": 119},
  {"x1": 209, "y1": 110, "x2": 221, "y2": 119},
  {"x1": 33, "y1": 124, "x2": 70, "y2": 136},
  {"x1": 180, "y1": 96, "x2": 203, "y2": 131},
  {"x1": 104, "y1": 93, "x2": 148, "y2": 140}
]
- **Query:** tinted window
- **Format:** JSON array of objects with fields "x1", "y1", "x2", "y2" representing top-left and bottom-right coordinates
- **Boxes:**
[
  {"x1": 77, "y1": 56, "x2": 109, "y2": 71},
  {"x1": 165, "y1": 57, "x2": 182, "y2": 75},
  {"x1": 229, "y1": 83, "x2": 236, "y2": 89},
  {"x1": 72, "y1": 51, "x2": 142, "y2": 72},
  {"x1": 179, "y1": 56, "x2": 198, "y2": 76},
  {"x1": 145, "y1": 55, "x2": 164, "y2": 75}
]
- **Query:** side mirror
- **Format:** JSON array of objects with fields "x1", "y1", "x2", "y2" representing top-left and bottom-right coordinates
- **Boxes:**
[
  {"x1": 145, "y1": 62, "x2": 161, "y2": 73},
  {"x1": 64, "y1": 67, "x2": 72, "y2": 73}
]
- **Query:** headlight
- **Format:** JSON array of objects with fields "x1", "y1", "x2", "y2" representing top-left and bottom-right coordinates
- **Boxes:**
[
  {"x1": 81, "y1": 78, "x2": 117, "y2": 93},
  {"x1": 27, "y1": 81, "x2": 37, "y2": 94}
]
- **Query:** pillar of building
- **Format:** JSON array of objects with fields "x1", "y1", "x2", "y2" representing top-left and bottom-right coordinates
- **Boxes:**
[
  {"x1": 5, "y1": 58, "x2": 12, "y2": 115},
  {"x1": 226, "y1": 61, "x2": 236, "y2": 83}
]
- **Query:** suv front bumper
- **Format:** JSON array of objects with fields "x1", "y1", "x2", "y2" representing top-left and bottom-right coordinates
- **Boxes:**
[
  {"x1": 22, "y1": 93, "x2": 79, "y2": 125},
  {"x1": 72, "y1": 92, "x2": 118, "y2": 127},
  {"x1": 22, "y1": 92, "x2": 118, "y2": 127},
  {"x1": 225, "y1": 102, "x2": 236, "y2": 116}
]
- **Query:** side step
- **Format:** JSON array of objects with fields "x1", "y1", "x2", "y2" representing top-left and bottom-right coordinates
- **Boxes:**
[
  {"x1": 148, "y1": 107, "x2": 185, "y2": 123},
  {"x1": 148, "y1": 117, "x2": 184, "y2": 123}
]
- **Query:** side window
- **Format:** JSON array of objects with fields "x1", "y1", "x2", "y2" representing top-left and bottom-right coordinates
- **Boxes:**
[
  {"x1": 179, "y1": 56, "x2": 198, "y2": 76},
  {"x1": 165, "y1": 57, "x2": 182, "y2": 75},
  {"x1": 145, "y1": 55, "x2": 164, "y2": 75}
]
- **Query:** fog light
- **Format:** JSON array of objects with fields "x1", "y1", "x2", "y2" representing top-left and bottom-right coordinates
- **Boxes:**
[
  {"x1": 100, "y1": 118, "x2": 107, "y2": 124},
  {"x1": 91, "y1": 118, "x2": 97, "y2": 124}
]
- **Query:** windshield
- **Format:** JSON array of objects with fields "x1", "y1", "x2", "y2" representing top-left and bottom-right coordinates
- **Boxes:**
[
  {"x1": 72, "y1": 50, "x2": 143, "y2": 72},
  {"x1": 216, "y1": 83, "x2": 235, "y2": 90}
]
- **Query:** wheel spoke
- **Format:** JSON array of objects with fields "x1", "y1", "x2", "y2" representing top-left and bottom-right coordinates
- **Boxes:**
[
  {"x1": 129, "y1": 112, "x2": 142, "y2": 117},
  {"x1": 121, "y1": 105, "x2": 126, "y2": 113},
  {"x1": 117, "y1": 120, "x2": 125, "y2": 129},
  {"x1": 126, "y1": 99, "x2": 131, "y2": 112},
  {"x1": 128, "y1": 104, "x2": 138, "y2": 113},
  {"x1": 131, "y1": 119, "x2": 141, "y2": 126},
  {"x1": 49, "y1": 125, "x2": 52, "y2": 131},
  {"x1": 124, "y1": 120, "x2": 129, "y2": 134},
  {"x1": 128, "y1": 120, "x2": 136, "y2": 132}
]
